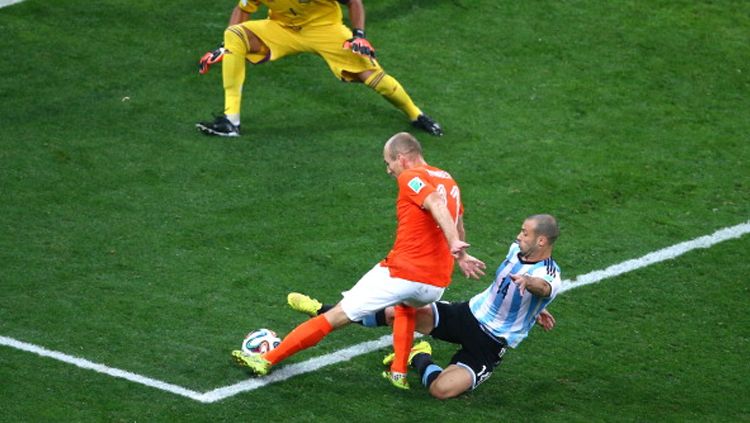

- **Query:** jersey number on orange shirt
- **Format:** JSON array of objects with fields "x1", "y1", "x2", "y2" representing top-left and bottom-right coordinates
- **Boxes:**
[{"x1": 436, "y1": 183, "x2": 461, "y2": 225}]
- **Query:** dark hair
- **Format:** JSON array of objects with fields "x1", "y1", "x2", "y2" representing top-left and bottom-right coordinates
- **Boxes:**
[{"x1": 529, "y1": 214, "x2": 559, "y2": 245}]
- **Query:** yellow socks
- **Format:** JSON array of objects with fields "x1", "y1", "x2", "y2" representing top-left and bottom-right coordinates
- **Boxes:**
[
  {"x1": 222, "y1": 26, "x2": 247, "y2": 118},
  {"x1": 365, "y1": 71, "x2": 422, "y2": 121}
]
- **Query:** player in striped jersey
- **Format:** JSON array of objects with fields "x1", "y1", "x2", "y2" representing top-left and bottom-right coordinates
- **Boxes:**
[
  {"x1": 468, "y1": 215, "x2": 561, "y2": 350},
  {"x1": 288, "y1": 214, "x2": 561, "y2": 398},
  {"x1": 196, "y1": 0, "x2": 443, "y2": 137}
]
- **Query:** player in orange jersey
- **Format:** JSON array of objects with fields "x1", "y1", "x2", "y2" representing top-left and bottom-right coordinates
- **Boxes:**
[{"x1": 232, "y1": 132, "x2": 485, "y2": 387}]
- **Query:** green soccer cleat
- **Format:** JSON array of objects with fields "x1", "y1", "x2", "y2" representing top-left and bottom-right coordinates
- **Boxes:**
[
  {"x1": 287, "y1": 292, "x2": 323, "y2": 317},
  {"x1": 382, "y1": 340, "x2": 432, "y2": 367},
  {"x1": 231, "y1": 350, "x2": 271, "y2": 376},
  {"x1": 382, "y1": 371, "x2": 410, "y2": 390}
]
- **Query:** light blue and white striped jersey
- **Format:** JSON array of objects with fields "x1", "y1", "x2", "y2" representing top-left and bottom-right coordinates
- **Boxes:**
[{"x1": 468, "y1": 241, "x2": 562, "y2": 348}]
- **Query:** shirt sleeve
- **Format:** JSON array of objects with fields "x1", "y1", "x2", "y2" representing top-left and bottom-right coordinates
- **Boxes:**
[
  {"x1": 530, "y1": 260, "x2": 562, "y2": 298},
  {"x1": 397, "y1": 169, "x2": 436, "y2": 207},
  {"x1": 507, "y1": 241, "x2": 519, "y2": 259},
  {"x1": 238, "y1": 0, "x2": 260, "y2": 14}
]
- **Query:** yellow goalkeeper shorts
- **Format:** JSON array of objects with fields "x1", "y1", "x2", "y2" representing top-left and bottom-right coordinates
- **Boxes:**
[{"x1": 238, "y1": 19, "x2": 382, "y2": 81}]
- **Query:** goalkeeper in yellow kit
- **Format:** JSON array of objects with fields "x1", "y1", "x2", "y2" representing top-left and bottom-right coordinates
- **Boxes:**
[{"x1": 196, "y1": 0, "x2": 443, "y2": 137}]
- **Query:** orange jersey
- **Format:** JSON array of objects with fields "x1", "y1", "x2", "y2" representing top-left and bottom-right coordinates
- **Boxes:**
[{"x1": 381, "y1": 165, "x2": 464, "y2": 287}]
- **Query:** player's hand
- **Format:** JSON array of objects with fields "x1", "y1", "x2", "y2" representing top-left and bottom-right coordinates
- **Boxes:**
[
  {"x1": 510, "y1": 273, "x2": 531, "y2": 295},
  {"x1": 536, "y1": 309, "x2": 556, "y2": 331},
  {"x1": 449, "y1": 239, "x2": 470, "y2": 258},
  {"x1": 343, "y1": 29, "x2": 376, "y2": 59},
  {"x1": 457, "y1": 253, "x2": 486, "y2": 280},
  {"x1": 198, "y1": 43, "x2": 225, "y2": 74}
]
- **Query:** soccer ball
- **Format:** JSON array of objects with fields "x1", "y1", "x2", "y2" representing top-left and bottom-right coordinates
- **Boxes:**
[{"x1": 241, "y1": 328, "x2": 281, "y2": 355}]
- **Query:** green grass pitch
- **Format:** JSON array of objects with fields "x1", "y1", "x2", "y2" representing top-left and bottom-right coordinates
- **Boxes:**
[{"x1": 1, "y1": 0, "x2": 748, "y2": 421}]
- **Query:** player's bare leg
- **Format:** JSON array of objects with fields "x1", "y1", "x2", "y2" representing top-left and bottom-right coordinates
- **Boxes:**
[{"x1": 424, "y1": 365, "x2": 474, "y2": 400}]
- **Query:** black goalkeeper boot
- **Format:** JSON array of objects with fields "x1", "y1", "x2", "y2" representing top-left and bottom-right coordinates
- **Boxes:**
[
  {"x1": 196, "y1": 114, "x2": 240, "y2": 137},
  {"x1": 411, "y1": 114, "x2": 443, "y2": 137}
]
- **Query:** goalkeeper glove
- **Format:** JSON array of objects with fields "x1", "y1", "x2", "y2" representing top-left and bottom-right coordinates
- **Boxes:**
[
  {"x1": 198, "y1": 43, "x2": 225, "y2": 75},
  {"x1": 343, "y1": 29, "x2": 376, "y2": 60}
]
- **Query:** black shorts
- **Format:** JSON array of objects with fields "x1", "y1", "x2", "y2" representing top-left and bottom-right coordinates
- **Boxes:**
[{"x1": 429, "y1": 301, "x2": 507, "y2": 389}]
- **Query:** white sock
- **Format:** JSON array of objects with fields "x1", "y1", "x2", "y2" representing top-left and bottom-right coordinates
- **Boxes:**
[{"x1": 225, "y1": 113, "x2": 240, "y2": 126}]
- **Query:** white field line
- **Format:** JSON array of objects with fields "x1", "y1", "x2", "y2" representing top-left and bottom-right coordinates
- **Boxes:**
[
  {"x1": 559, "y1": 220, "x2": 750, "y2": 293},
  {"x1": 199, "y1": 335, "x2": 396, "y2": 403},
  {"x1": 0, "y1": 335, "x2": 206, "y2": 401},
  {"x1": 0, "y1": 0, "x2": 25, "y2": 8},
  {"x1": 1, "y1": 220, "x2": 748, "y2": 403}
]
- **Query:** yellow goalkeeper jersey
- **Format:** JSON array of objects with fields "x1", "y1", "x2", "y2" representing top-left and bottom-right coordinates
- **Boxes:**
[{"x1": 238, "y1": 0, "x2": 344, "y2": 28}]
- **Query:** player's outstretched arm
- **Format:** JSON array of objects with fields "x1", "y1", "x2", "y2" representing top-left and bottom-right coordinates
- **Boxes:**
[
  {"x1": 457, "y1": 253, "x2": 486, "y2": 279},
  {"x1": 510, "y1": 274, "x2": 552, "y2": 297},
  {"x1": 423, "y1": 192, "x2": 469, "y2": 257},
  {"x1": 229, "y1": 5, "x2": 251, "y2": 26},
  {"x1": 344, "y1": 0, "x2": 365, "y2": 31},
  {"x1": 342, "y1": 0, "x2": 376, "y2": 59},
  {"x1": 454, "y1": 216, "x2": 485, "y2": 279}
]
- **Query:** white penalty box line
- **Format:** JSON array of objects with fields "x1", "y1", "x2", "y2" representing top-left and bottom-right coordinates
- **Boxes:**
[
  {"x1": 0, "y1": 333, "x2": 396, "y2": 404},
  {"x1": 0, "y1": 0, "x2": 25, "y2": 8},
  {"x1": 2, "y1": 220, "x2": 749, "y2": 403}
]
